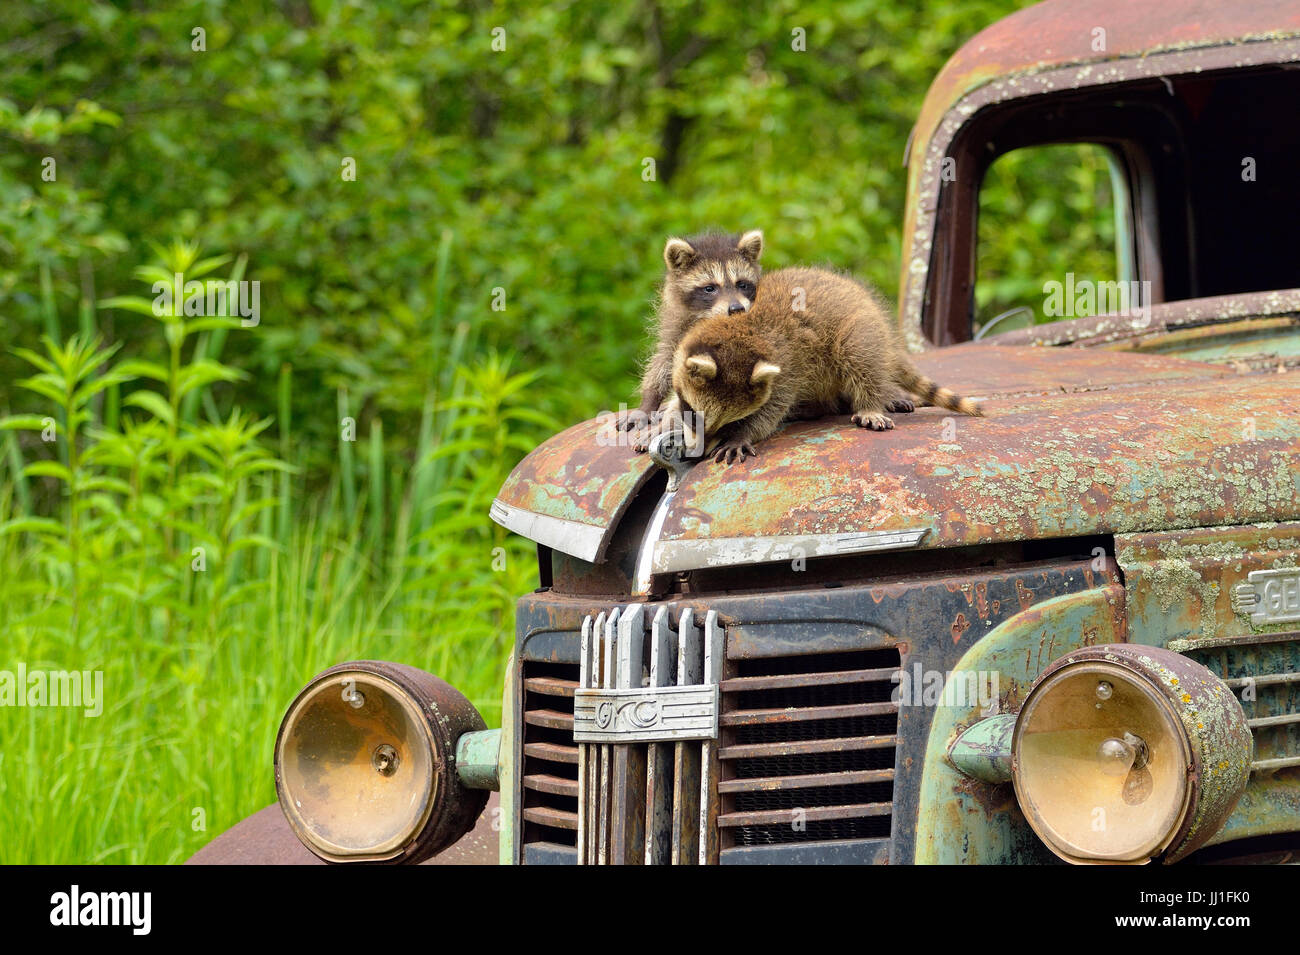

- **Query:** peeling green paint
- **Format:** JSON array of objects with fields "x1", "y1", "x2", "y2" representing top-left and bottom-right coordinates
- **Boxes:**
[
  {"x1": 948, "y1": 714, "x2": 1017, "y2": 784},
  {"x1": 455, "y1": 729, "x2": 501, "y2": 790},
  {"x1": 1119, "y1": 521, "x2": 1300, "y2": 646}
]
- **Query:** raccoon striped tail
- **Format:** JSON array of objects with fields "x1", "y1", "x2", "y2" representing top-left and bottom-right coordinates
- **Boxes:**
[{"x1": 897, "y1": 365, "x2": 984, "y2": 417}]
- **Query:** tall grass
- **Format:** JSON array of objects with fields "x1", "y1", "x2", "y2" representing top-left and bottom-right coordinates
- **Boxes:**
[{"x1": 0, "y1": 241, "x2": 555, "y2": 863}]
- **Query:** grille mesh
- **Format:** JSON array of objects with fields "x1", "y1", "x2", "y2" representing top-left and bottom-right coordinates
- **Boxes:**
[
  {"x1": 1185, "y1": 637, "x2": 1300, "y2": 773},
  {"x1": 520, "y1": 660, "x2": 580, "y2": 849},
  {"x1": 719, "y1": 648, "x2": 901, "y2": 848}
]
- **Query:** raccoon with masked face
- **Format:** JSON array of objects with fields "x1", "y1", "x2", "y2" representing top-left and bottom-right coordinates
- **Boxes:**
[
  {"x1": 624, "y1": 229, "x2": 764, "y2": 438},
  {"x1": 661, "y1": 267, "x2": 983, "y2": 464}
]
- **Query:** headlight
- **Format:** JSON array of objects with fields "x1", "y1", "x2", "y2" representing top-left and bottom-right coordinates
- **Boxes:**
[
  {"x1": 274, "y1": 661, "x2": 488, "y2": 864},
  {"x1": 1012, "y1": 644, "x2": 1251, "y2": 864}
]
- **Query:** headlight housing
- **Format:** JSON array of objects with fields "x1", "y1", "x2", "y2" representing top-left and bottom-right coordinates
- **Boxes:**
[
  {"x1": 274, "y1": 661, "x2": 488, "y2": 864},
  {"x1": 1012, "y1": 644, "x2": 1251, "y2": 864}
]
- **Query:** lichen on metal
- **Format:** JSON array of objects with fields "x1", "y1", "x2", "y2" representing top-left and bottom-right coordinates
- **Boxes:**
[
  {"x1": 651, "y1": 348, "x2": 1300, "y2": 563},
  {"x1": 914, "y1": 586, "x2": 1127, "y2": 864}
]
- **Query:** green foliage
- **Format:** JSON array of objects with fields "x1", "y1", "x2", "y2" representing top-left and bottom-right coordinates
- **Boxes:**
[
  {"x1": 976, "y1": 144, "x2": 1119, "y2": 330},
  {"x1": 0, "y1": 0, "x2": 1038, "y2": 451},
  {"x1": 0, "y1": 250, "x2": 554, "y2": 862}
]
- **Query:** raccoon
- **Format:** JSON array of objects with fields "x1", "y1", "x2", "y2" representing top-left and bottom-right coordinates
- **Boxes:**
[
  {"x1": 663, "y1": 266, "x2": 983, "y2": 463},
  {"x1": 624, "y1": 229, "x2": 764, "y2": 432}
]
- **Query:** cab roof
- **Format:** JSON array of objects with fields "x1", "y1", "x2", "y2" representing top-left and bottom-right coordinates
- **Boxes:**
[
  {"x1": 919, "y1": 0, "x2": 1300, "y2": 133},
  {"x1": 899, "y1": 0, "x2": 1300, "y2": 349}
]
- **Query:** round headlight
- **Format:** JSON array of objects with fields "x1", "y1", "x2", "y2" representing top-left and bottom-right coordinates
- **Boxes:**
[
  {"x1": 1012, "y1": 644, "x2": 1251, "y2": 864},
  {"x1": 275, "y1": 661, "x2": 487, "y2": 864}
]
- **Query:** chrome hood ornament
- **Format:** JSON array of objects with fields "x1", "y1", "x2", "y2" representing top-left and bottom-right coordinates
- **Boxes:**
[{"x1": 647, "y1": 428, "x2": 699, "y2": 492}]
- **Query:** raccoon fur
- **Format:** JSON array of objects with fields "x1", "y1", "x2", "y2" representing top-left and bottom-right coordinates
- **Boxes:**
[
  {"x1": 663, "y1": 267, "x2": 983, "y2": 463},
  {"x1": 625, "y1": 229, "x2": 764, "y2": 431}
]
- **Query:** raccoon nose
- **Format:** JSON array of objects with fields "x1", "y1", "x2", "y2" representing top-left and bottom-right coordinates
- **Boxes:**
[{"x1": 728, "y1": 301, "x2": 746, "y2": 315}]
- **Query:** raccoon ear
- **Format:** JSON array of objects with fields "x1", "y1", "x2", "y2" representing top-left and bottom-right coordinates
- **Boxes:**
[
  {"x1": 750, "y1": 361, "x2": 781, "y2": 385},
  {"x1": 664, "y1": 237, "x2": 697, "y2": 272},
  {"x1": 736, "y1": 230, "x2": 763, "y2": 263},
  {"x1": 686, "y1": 354, "x2": 717, "y2": 380}
]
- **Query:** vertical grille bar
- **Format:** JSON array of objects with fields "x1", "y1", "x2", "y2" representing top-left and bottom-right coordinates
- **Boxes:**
[
  {"x1": 644, "y1": 606, "x2": 676, "y2": 864},
  {"x1": 671, "y1": 607, "x2": 702, "y2": 864},
  {"x1": 573, "y1": 603, "x2": 721, "y2": 864},
  {"x1": 576, "y1": 615, "x2": 594, "y2": 864},
  {"x1": 597, "y1": 607, "x2": 619, "y2": 864},
  {"x1": 698, "y1": 609, "x2": 724, "y2": 864},
  {"x1": 610, "y1": 604, "x2": 647, "y2": 864}
]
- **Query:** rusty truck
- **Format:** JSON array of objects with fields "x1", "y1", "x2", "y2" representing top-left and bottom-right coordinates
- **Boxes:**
[{"x1": 195, "y1": 0, "x2": 1300, "y2": 866}]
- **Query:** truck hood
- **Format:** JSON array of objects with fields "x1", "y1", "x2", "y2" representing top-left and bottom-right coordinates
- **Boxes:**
[{"x1": 492, "y1": 344, "x2": 1300, "y2": 572}]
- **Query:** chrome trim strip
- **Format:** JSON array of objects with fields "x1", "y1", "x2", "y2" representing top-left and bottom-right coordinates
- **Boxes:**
[
  {"x1": 597, "y1": 608, "x2": 619, "y2": 865},
  {"x1": 632, "y1": 489, "x2": 677, "y2": 594},
  {"x1": 576, "y1": 615, "x2": 594, "y2": 865},
  {"x1": 652, "y1": 528, "x2": 930, "y2": 574},
  {"x1": 488, "y1": 498, "x2": 606, "y2": 562}
]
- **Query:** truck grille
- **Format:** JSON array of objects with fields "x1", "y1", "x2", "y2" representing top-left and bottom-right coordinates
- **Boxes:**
[
  {"x1": 1184, "y1": 635, "x2": 1300, "y2": 774},
  {"x1": 520, "y1": 661, "x2": 581, "y2": 846},
  {"x1": 718, "y1": 648, "x2": 901, "y2": 847},
  {"x1": 576, "y1": 605, "x2": 723, "y2": 864},
  {"x1": 517, "y1": 607, "x2": 903, "y2": 862}
]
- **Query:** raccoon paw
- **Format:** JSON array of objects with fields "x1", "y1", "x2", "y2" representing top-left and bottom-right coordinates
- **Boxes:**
[
  {"x1": 852, "y1": 412, "x2": 894, "y2": 431},
  {"x1": 618, "y1": 409, "x2": 652, "y2": 432},
  {"x1": 713, "y1": 441, "x2": 756, "y2": 464},
  {"x1": 886, "y1": 397, "x2": 915, "y2": 413}
]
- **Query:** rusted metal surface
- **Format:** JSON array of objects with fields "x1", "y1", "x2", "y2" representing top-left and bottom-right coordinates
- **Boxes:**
[
  {"x1": 650, "y1": 348, "x2": 1300, "y2": 565},
  {"x1": 491, "y1": 417, "x2": 651, "y2": 561},
  {"x1": 1117, "y1": 522, "x2": 1300, "y2": 839},
  {"x1": 915, "y1": 584, "x2": 1127, "y2": 864},
  {"x1": 1117, "y1": 522, "x2": 1300, "y2": 646},
  {"x1": 912, "y1": 341, "x2": 1232, "y2": 395},
  {"x1": 991, "y1": 289, "x2": 1300, "y2": 350},
  {"x1": 186, "y1": 792, "x2": 500, "y2": 866},
  {"x1": 899, "y1": 0, "x2": 1300, "y2": 350}
]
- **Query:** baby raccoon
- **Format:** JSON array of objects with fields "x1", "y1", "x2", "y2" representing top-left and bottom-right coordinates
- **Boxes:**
[
  {"x1": 664, "y1": 267, "x2": 983, "y2": 463},
  {"x1": 626, "y1": 229, "x2": 765, "y2": 430}
]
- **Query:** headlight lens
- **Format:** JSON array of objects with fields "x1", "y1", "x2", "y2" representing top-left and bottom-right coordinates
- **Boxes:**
[
  {"x1": 1014, "y1": 660, "x2": 1189, "y2": 863},
  {"x1": 277, "y1": 669, "x2": 438, "y2": 862},
  {"x1": 1012, "y1": 644, "x2": 1252, "y2": 865},
  {"x1": 275, "y1": 661, "x2": 487, "y2": 864}
]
